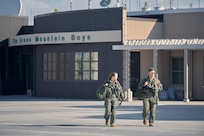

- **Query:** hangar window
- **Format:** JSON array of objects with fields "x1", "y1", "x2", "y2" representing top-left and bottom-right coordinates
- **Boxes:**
[
  {"x1": 172, "y1": 58, "x2": 184, "y2": 84},
  {"x1": 75, "y1": 52, "x2": 98, "y2": 80},
  {"x1": 59, "y1": 52, "x2": 71, "y2": 80},
  {"x1": 43, "y1": 53, "x2": 57, "y2": 80}
]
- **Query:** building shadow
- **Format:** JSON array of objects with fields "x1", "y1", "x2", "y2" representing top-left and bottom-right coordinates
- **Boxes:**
[{"x1": 70, "y1": 104, "x2": 204, "y2": 121}]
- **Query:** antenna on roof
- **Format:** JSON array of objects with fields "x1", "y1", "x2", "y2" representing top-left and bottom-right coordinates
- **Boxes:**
[
  {"x1": 88, "y1": 0, "x2": 91, "y2": 9},
  {"x1": 189, "y1": 3, "x2": 193, "y2": 8},
  {"x1": 141, "y1": 2, "x2": 151, "y2": 11},
  {"x1": 116, "y1": 0, "x2": 120, "y2": 7},
  {"x1": 121, "y1": 0, "x2": 127, "y2": 8},
  {"x1": 169, "y1": 0, "x2": 176, "y2": 10},
  {"x1": 116, "y1": 0, "x2": 127, "y2": 8},
  {"x1": 70, "y1": 0, "x2": 72, "y2": 10}
]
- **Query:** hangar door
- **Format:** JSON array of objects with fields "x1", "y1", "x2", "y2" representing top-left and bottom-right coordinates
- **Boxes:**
[
  {"x1": 193, "y1": 51, "x2": 204, "y2": 100},
  {"x1": 130, "y1": 52, "x2": 140, "y2": 97}
]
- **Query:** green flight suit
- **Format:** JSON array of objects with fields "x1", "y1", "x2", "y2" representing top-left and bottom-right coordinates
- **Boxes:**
[
  {"x1": 138, "y1": 77, "x2": 162, "y2": 124},
  {"x1": 104, "y1": 80, "x2": 124, "y2": 124}
]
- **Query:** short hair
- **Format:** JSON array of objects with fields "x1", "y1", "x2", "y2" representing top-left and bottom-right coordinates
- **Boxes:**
[
  {"x1": 148, "y1": 68, "x2": 155, "y2": 73},
  {"x1": 108, "y1": 72, "x2": 118, "y2": 80}
]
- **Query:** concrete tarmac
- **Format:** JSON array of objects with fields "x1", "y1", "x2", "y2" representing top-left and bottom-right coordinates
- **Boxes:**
[{"x1": 0, "y1": 95, "x2": 204, "y2": 136}]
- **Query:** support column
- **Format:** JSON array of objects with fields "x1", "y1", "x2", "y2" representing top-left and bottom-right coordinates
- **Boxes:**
[
  {"x1": 153, "y1": 49, "x2": 158, "y2": 78},
  {"x1": 123, "y1": 50, "x2": 131, "y2": 101},
  {"x1": 184, "y1": 49, "x2": 190, "y2": 103}
]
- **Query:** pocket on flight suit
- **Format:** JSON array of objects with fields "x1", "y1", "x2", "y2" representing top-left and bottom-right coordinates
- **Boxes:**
[{"x1": 152, "y1": 96, "x2": 158, "y2": 104}]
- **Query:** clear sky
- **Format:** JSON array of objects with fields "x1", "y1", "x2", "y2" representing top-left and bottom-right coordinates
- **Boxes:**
[{"x1": 21, "y1": 0, "x2": 204, "y2": 25}]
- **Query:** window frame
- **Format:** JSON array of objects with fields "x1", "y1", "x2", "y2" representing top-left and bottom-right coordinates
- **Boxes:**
[
  {"x1": 74, "y1": 51, "x2": 98, "y2": 81},
  {"x1": 171, "y1": 57, "x2": 184, "y2": 85}
]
